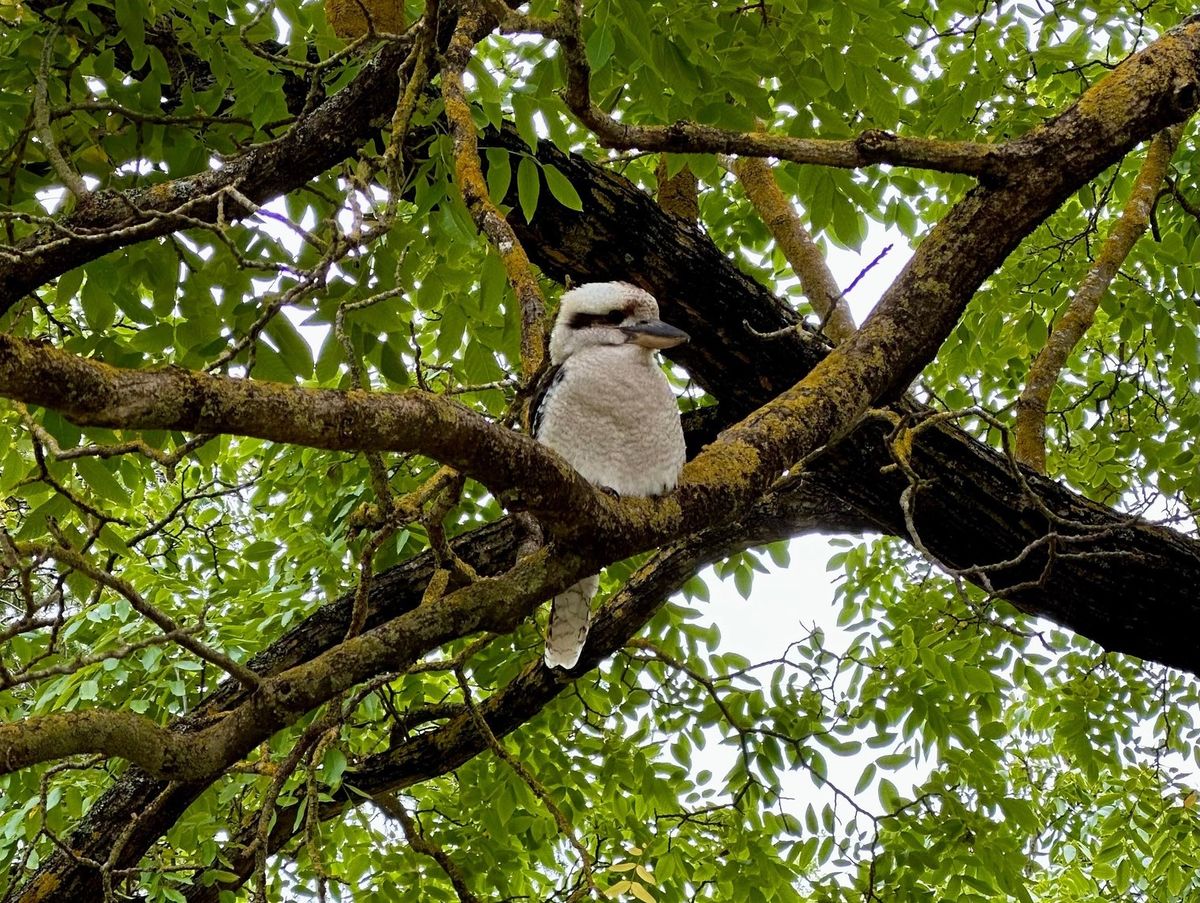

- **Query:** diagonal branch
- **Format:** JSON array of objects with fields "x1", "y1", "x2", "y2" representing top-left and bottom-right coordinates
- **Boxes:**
[
  {"x1": 0, "y1": 33, "x2": 412, "y2": 318},
  {"x1": 728, "y1": 155, "x2": 857, "y2": 343},
  {"x1": 1014, "y1": 122, "x2": 1187, "y2": 473},
  {"x1": 183, "y1": 504, "x2": 785, "y2": 902},
  {"x1": 441, "y1": 6, "x2": 547, "y2": 380}
]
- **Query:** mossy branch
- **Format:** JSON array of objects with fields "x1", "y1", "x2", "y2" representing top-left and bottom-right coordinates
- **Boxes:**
[
  {"x1": 551, "y1": 1, "x2": 1001, "y2": 178},
  {"x1": 729, "y1": 155, "x2": 857, "y2": 344},
  {"x1": 1014, "y1": 123, "x2": 1186, "y2": 474},
  {"x1": 442, "y1": 10, "x2": 547, "y2": 381}
]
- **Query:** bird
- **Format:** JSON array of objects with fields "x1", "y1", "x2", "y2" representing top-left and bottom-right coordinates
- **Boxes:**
[{"x1": 531, "y1": 282, "x2": 689, "y2": 670}]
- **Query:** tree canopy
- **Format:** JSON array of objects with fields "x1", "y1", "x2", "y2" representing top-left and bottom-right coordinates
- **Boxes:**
[{"x1": 1, "y1": 0, "x2": 1200, "y2": 900}]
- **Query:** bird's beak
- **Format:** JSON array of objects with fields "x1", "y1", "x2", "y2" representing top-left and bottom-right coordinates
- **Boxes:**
[{"x1": 619, "y1": 319, "x2": 690, "y2": 350}]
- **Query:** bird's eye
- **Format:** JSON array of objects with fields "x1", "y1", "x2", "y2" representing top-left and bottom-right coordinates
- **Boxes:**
[{"x1": 605, "y1": 309, "x2": 627, "y2": 324}]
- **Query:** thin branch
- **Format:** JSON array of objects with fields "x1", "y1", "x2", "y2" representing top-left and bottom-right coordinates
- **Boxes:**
[
  {"x1": 19, "y1": 402, "x2": 212, "y2": 479},
  {"x1": 374, "y1": 792, "x2": 482, "y2": 903},
  {"x1": 441, "y1": 9, "x2": 547, "y2": 381},
  {"x1": 33, "y1": 28, "x2": 90, "y2": 202},
  {"x1": 726, "y1": 154, "x2": 856, "y2": 343},
  {"x1": 454, "y1": 666, "x2": 598, "y2": 898},
  {"x1": 16, "y1": 540, "x2": 261, "y2": 689},
  {"x1": 1014, "y1": 122, "x2": 1186, "y2": 473},
  {"x1": 553, "y1": 1, "x2": 1002, "y2": 178}
]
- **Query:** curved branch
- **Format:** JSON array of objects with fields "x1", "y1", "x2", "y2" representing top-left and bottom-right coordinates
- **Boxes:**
[
  {"x1": 0, "y1": 709, "x2": 219, "y2": 780},
  {"x1": 0, "y1": 37, "x2": 410, "y2": 319},
  {"x1": 442, "y1": 10, "x2": 547, "y2": 379},
  {"x1": 184, "y1": 500, "x2": 793, "y2": 902},
  {"x1": 0, "y1": 334, "x2": 597, "y2": 527},
  {"x1": 553, "y1": 0, "x2": 1003, "y2": 179}
]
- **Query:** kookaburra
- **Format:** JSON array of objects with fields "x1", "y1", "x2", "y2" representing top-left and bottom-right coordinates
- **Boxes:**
[{"x1": 532, "y1": 282, "x2": 689, "y2": 670}]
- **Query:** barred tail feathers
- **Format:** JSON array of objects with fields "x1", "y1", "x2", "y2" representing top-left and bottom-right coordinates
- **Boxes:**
[{"x1": 544, "y1": 575, "x2": 599, "y2": 670}]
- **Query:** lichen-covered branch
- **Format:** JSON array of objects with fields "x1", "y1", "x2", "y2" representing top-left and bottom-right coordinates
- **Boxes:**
[
  {"x1": 0, "y1": 543, "x2": 572, "y2": 781},
  {"x1": 181, "y1": 507, "x2": 784, "y2": 902},
  {"x1": 0, "y1": 708, "x2": 224, "y2": 780},
  {"x1": 442, "y1": 8, "x2": 547, "y2": 380},
  {"x1": 552, "y1": 1, "x2": 1001, "y2": 178},
  {"x1": 0, "y1": 332, "x2": 598, "y2": 529},
  {"x1": 729, "y1": 155, "x2": 856, "y2": 343},
  {"x1": 1014, "y1": 123, "x2": 1186, "y2": 473}
]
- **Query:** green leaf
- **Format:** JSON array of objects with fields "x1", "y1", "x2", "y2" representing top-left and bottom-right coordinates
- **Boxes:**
[
  {"x1": 75, "y1": 458, "x2": 130, "y2": 507},
  {"x1": 485, "y1": 147, "x2": 512, "y2": 203},
  {"x1": 516, "y1": 155, "x2": 541, "y2": 224},
  {"x1": 114, "y1": 0, "x2": 147, "y2": 67},
  {"x1": 322, "y1": 747, "x2": 348, "y2": 790},
  {"x1": 630, "y1": 882, "x2": 655, "y2": 903},
  {"x1": 543, "y1": 164, "x2": 583, "y2": 211}
]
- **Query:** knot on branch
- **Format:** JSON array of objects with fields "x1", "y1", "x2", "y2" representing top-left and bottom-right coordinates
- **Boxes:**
[
  {"x1": 854, "y1": 129, "x2": 899, "y2": 157},
  {"x1": 1171, "y1": 78, "x2": 1200, "y2": 115}
]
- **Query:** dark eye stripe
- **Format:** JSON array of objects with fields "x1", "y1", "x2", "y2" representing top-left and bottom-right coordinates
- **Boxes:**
[
  {"x1": 568, "y1": 311, "x2": 616, "y2": 329},
  {"x1": 567, "y1": 305, "x2": 636, "y2": 329}
]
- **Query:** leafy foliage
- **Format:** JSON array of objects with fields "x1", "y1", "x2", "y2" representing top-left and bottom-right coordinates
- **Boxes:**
[{"x1": 1, "y1": 0, "x2": 1199, "y2": 901}]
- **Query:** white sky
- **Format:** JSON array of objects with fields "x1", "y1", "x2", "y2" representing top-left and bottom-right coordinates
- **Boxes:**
[{"x1": 683, "y1": 226, "x2": 920, "y2": 835}]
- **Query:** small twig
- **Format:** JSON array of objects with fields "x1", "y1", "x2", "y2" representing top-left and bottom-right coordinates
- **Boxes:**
[
  {"x1": 454, "y1": 666, "x2": 598, "y2": 897},
  {"x1": 34, "y1": 28, "x2": 90, "y2": 202},
  {"x1": 374, "y1": 792, "x2": 483, "y2": 903},
  {"x1": 843, "y1": 244, "x2": 893, "y2": 296}
]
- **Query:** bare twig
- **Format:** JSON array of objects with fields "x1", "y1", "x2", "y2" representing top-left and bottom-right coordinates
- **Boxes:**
[{"x1": 374, "y1": 792, "x2": 482, "y2": 903}]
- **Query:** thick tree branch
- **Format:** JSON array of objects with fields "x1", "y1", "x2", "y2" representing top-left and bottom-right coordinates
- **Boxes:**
[
  {"x1": 0, "y1": 334, "x2": 597, "y2": 528},
  {"x1": 0, "y1": 548, "x2": 537, "y2": 778},
  {"x1": 184, "y1": 499, "x2": 798, "y2": 902},
  {"x1": 8, "y1": 4, "x2": 1199, "y2": 562},
  {"x1": 1014, "y1": 123, "x2": 1186, "y2": 473}
]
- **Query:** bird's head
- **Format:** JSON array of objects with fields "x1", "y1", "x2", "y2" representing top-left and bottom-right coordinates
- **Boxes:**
[{"x1": 548, "y1": 282, "x2": 690, "y2": 364}]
